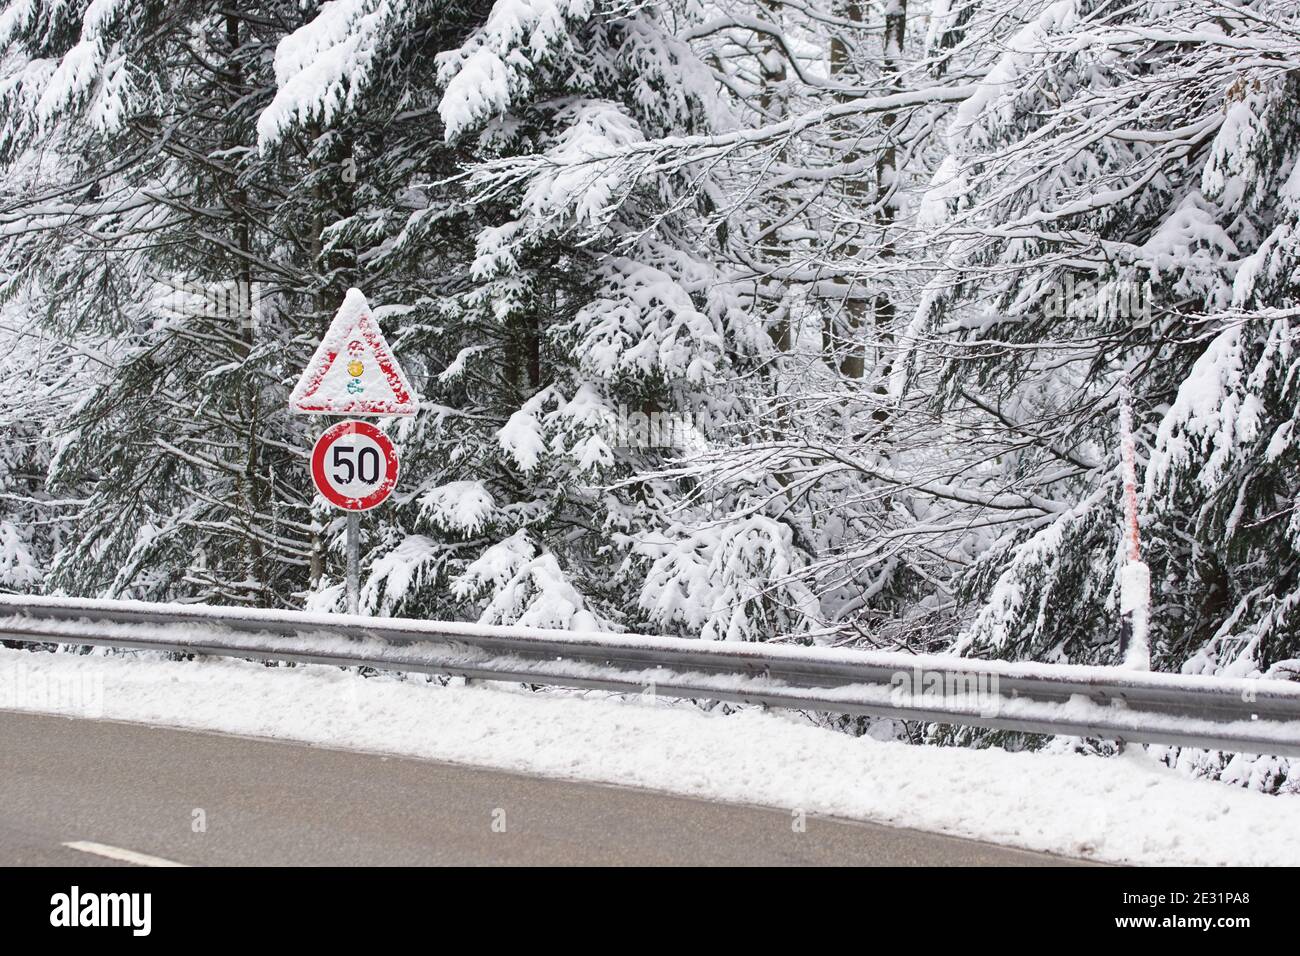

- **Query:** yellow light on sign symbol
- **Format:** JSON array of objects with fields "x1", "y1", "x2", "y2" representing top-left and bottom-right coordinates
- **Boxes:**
[{"x1": 347, "y1": 359, "x2": 364, "y2": 377}]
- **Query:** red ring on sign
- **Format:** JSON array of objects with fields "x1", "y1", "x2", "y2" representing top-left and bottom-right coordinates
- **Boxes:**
[{"x1": 310, "y1": 419, "x2": 399, "y2": 511}]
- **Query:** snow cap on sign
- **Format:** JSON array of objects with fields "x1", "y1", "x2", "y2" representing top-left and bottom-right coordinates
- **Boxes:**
[{"x1": 290, "y1": 288, "x2": 419, "y2": 416}]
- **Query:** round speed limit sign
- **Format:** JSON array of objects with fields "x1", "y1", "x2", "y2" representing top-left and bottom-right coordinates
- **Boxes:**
[{"x1": 310, "y1": 420, "x2": 399, "y2": 511}]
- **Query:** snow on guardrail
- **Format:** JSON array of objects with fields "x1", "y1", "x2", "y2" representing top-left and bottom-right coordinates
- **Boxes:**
[{"x1": 0, "y1": 594, "x2": 1298, "y2": 756}]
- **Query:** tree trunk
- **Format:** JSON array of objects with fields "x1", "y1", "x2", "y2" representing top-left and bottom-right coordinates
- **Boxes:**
[
  {"x1": 759, "y1": 0, "x2": 791, "y2": 354},
  {"x1": 831, "y1": 1, "x2": 870, "y2": 378},
  {"x1": 870, "y1": 1, "x2": 906, "y2": 419}
]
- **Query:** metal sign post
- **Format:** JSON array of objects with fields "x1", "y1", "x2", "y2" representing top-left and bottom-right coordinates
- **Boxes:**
[{"x1": 346, "y1": 512, "x2": 361, "y2": 615}]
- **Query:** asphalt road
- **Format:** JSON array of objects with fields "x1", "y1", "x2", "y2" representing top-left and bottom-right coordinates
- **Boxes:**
[{"x1": 0, "y1": 710, "x2": 1082, "y2": 866}]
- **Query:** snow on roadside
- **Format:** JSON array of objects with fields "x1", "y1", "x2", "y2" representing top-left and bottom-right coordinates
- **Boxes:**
[{"x1": 1, "y1": 644, "x2": 1296, "y2": 866}]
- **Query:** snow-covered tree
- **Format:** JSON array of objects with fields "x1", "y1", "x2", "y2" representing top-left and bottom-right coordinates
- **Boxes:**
[
  {"x1": 920, "y1": 1, "x2": 1300, "y2": 681},
  {"x1": 397, "y1": 0, "x2": 774, "y2": 630},
  {"x1": 0, "y1": 1, "x2": 320, "y2": 603},
  {"x1": 0, "y1": 301, "x2": 59, "y2": 593}
]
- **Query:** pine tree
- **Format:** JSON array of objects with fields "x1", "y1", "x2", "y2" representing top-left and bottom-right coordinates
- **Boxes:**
[
  {"x1": 0, "y1": 300, "x2": 56, "y2": 594},
  {"x1": 401, "y1": 0, "x2": 768, "y2": 629},
  {"x1": 0, "y1": 1, "x2": 316, "y2": 604}
]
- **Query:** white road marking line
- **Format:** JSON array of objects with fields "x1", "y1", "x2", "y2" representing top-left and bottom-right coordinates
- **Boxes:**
[{"x1": 62, "y1": 841, "x2": 189, "y2": 868}]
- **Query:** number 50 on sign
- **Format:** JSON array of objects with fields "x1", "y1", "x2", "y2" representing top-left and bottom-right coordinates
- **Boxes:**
[{"x1": 310, "y1": 420, "x2": 399, "y2": 511}]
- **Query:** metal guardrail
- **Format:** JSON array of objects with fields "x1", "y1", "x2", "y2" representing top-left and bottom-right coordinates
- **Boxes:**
[{"x1": 1, "y1": 594, "x2": 1298, "y2": 756}]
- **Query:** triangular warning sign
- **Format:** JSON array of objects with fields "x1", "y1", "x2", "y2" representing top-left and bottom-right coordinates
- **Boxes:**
[{"x1": 290, "y1": 289, "x2": 419, "y2": 417}]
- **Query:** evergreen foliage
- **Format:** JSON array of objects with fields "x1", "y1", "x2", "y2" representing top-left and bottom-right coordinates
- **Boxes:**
[{"x1": 1, "y1": 0, "x2": 1296, "y2": 789}]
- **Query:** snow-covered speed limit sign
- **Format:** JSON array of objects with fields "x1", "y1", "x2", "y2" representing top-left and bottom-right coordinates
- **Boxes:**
[{"x1": 310, "y1": 420, "x2": 399, "y2": 511}]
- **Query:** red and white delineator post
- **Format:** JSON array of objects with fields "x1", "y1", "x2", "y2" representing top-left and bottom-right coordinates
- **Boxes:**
[{"x1": 1118, "y1": 378, "x2": 1151, "y2": 670}]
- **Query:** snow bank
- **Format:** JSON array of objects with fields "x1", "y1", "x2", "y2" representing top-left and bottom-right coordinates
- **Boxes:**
[{"x1": 1, "y1": 646, "x2": 1296, "y2": 866}]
